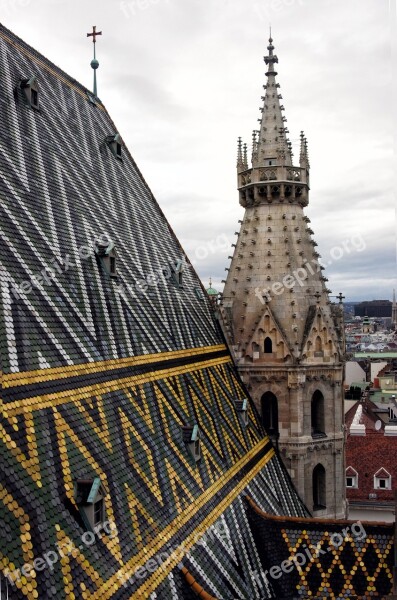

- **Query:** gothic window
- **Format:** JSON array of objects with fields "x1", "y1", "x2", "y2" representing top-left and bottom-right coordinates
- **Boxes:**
[
  {"x1": 271, "y1": 186, "x2": 280, "y2": 198},
  {"x1": 264, "y1": 337, "x2": 272, "y2": 353},
  {"x1": 315, "y1": 336, "x2": 323, "y2": 353},
  {"x1": 311, "y1": 390, "x2": 325, "y2": 436},
  {"x1": 313, "y1": 464, "x2": 326, "y2": 510},
  {"x1": 252, "y1": 342, "x2": 260, "y2": 359},
  {"x1": 261, "y1": 392, "x2": 278, "y2": 436}
]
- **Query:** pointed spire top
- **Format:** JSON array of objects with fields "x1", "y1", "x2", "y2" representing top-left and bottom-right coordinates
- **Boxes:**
[
  {"x1": 264, "y1": 34, "x2": 278, "y2": 76},
  {"x1": 300, "y1": 131, "x2": 310, "y2": 169},
  {"x1": 237, "y1": 137, "x2": 244, "y2": 169},
  {"x1": 243, "y1": 143, "x2": 248, "y2": 169}
]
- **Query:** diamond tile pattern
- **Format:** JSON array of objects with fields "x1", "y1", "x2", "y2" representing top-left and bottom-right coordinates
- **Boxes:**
[{"x1": 247, "y1": 498, "x2": 394, "y2": 599}]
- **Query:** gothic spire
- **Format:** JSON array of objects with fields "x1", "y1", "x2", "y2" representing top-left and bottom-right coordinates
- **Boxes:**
[
  {"x1": 255, "y1": 34, "x2": 291, "y2": 165},
  {"x1": 237, "y1": 137, "x2": 244, "y2": 170},
  {"x1": 300, "y1": 131, "x2": 310, "y2": 169}
]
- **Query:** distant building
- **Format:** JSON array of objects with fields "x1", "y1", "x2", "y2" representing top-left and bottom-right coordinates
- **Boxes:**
[
  {"x1": 205, "y1": 277, "x2": 219, "y2": 306},
  {"x1": 346, "y1": 398, "x2": 397, "y2": 522},
  {"x1": 355, "y1": 300, "x2": 392, "y2": 318},
  {"x1": 362, "y1": 315, "x2": 373, "y2": 333}
]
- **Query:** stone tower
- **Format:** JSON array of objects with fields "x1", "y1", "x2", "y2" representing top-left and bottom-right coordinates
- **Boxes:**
[
  {"x1": 220, "y1": 36, "x2": 346, "y2": 518},
  {"x1": 392, "y1": 289, "x2": 397, "y2": 327}
]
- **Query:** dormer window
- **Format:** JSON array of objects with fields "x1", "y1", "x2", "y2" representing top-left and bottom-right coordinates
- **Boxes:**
[
  {"x1": 182, "y1": 425, "x2": 201, "y2": 462},
  {"x1": 345, "y1": 466, "x2": 358, "y2": 489},
  {"x1": 20, "y1": 75, "x2": 39, "y2": 109},
  {"x1": 235, "y1": 398, "x2": 249, "y2": 426},
  {"x1": 170, "y1": 259, "x2": 185, "y2": 288},
  {"x1": 194, "y1": 287, "x2": 204, "y2": 300},
  {"x1": 94, "y1": 236, "x2": 117, "y2": 278},
  {"x1": 374, "y1": 468, "x2": 391, "y2": 490},
  {"x1": 74, "y1": 477, "x2": 107, "y2": 532},
  {"x1": 86, "y1": 90, "x2": 97, "y2": 106},
  {"x1": 105, "y1": 133, "x2": 122, "y2": 160}
]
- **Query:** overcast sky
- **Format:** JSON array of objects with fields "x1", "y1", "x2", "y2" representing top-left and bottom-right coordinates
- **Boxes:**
[{"x1": 2, "y1": 0, "x2": 396, "y2": 301}]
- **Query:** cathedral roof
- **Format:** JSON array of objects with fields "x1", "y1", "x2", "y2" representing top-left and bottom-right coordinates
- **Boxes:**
[{"x1": 0, "y1": 22, "x2": 394, "y2": 599}]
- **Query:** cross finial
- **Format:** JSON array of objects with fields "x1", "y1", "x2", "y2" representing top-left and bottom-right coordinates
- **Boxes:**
[
  {"x1": 87, "y1": 26, "x2": 102, "y2": 97},
  {"x1": 87, "y1": 25, "x2": 102, "y2": 44}
]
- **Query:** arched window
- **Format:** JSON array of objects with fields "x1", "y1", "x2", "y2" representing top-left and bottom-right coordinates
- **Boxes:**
[
  {"x1": 264, "y1": 337, "x2": 273, "y2": 353},
  {"x1": 315, "y1": 336, "x2": 322, "y2": 352},
  {"x1": 311, "y1": 390, "x2": 325, "y2": 437},
  {"x1": 261, "y1": 392, "x2": 278, "y2": 436},
  {"x1": 313, "y1": 464, "x2": 326, "y2": 510}
]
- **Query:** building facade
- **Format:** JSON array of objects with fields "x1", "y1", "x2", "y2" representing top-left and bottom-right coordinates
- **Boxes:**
[
  {"x1": 346, "y1": 398, "x2": 397, "y2": 523},
  {"x1": 355, "y1": 300, "x2": 392, "y2": 318},
  {"x1": 220, "y1": 37, "x2": 346, "y2": 518}
]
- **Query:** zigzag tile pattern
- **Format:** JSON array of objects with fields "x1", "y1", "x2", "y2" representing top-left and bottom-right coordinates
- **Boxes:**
[{"x1": 0, "y1": 24, "x2": 308, "y2": 600}]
